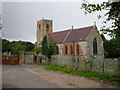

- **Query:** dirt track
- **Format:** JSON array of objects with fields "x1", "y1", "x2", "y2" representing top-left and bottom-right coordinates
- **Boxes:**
[{"x1": 24, "y1": 64, "x2": 120, "y2": 88}]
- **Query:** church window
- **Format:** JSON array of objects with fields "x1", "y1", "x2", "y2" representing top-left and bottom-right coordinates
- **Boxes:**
[
  {"x1": 93, "y1": 38, "x2": 97, "y2": 54},
  {"x1": 76, "y1": 45, "x2": 79, "y2": 55},
  {"x1": 46, "y1": 24, "x2": 49, "y2": 31},
  {"x1": 65, "y1": 45, "x2": 68, "y2": 55},
  {"x1": 70, "y1": 45, "x2": 73, "y2": 54}
]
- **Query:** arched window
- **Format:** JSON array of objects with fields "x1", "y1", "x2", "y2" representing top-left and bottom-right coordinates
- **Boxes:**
[
  {"x1": 70, "y1": 45, "x2": 73, "y2": 54},
  {"x1": 39, "y1": 25, "x2": 41, "y2": 29},
  {"x1": 65, "y1": 45, "x2": 68, "y2": 54},
  {"x1": 93, "y1": 38, "x2": 97, "y2": 54},
  {"x1": 46, "y1": 24, "x2": 49, "y2": 31},
  {"x1": 76, "y1": 45, "x2": 79, "y2": 55}
]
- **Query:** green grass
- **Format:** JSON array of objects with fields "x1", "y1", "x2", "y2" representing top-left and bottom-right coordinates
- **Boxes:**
[{"x1": 38, "y1": 63, "x2": 120, "y2": 82}]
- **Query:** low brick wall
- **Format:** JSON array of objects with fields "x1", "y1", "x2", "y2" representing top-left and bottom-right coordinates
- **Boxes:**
[{"x1": 46, "y1": 55, "x2": 120, "y2": 76}]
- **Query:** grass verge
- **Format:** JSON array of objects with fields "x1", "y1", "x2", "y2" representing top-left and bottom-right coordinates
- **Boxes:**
[{"x1": 38, "y1": 63, "x2": 120, "y2": 82}]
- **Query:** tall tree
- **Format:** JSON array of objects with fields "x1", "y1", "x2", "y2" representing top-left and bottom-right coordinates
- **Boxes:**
[
  {"x1": 42, "y1": 36, "x2": 48, "y2": 56},
  {"x1": 42, "y1": 36, "x2": 58, "y2": 63}
]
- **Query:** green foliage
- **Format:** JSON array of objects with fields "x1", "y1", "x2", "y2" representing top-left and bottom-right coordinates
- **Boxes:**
[
  {"x1": 104, "y1": 38, "x2": 120, "y2": 58},
  {"x1": 34, "y1": 48, "x2": 41, "y2": 54},
  {"x1": 42, "y1": 36, "x2": 58, "y2": 59},
  {"x1": 81, "y1": 1, "x2": 120, "y2": 39},
  {"x1": 10, "y1": 41, "x2": 26, "y2": 54},
  {"x1": 101, "y1": 33, "x2": 106, "y2": 42},
  {"x1": 24, "y1": 42, "x2": 35, "y2": 51},
  {"x1": 42, "y1": 36, "x2": 48, "y2": 56},
  {"x1": 2, "y1": 39, "x2": 35, "y2": 54},
  {"x1": 2, "y1": 39, "x2": 11, "y2": 52},
  {"x1": 39, "y1": 63, "x2": 120, "y2": 82},
  {"x1": 101, "y1": 34, "x2": 120, "y2": 58}
]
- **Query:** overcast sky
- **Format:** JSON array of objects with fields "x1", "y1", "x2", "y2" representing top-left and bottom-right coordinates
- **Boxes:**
[{"x1": 2, "y1": 1, "x2": 110, "y2": 43}]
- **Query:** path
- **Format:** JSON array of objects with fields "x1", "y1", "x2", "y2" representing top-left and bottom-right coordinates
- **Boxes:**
[{"x1": 2, "y1": 65, "x2": 61, "y2": 88}]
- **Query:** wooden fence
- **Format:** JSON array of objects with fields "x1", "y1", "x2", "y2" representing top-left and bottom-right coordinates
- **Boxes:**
[{"x1": 2, "y1": 55, "x2": 19, "y2": 65}]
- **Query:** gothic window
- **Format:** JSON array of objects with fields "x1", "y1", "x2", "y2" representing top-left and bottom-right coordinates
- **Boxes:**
[
  {"x1": 65, "y1": 45, "x2": 68, "y2": 55},
  {"x1": 46, "y1": 24, "x2": 49, "y2": 31},
  {"x1": 93, "y1": 38, "x2": 97, "y2": 54},
  {"x1": 76, "y1": 45, "x2": 79, "y2": 55},
  {"x1": 70, "y1": 45, "x2": 73, "y2": 54}
]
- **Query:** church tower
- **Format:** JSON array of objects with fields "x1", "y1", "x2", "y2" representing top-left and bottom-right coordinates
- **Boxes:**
[{"x1": 37, "y1": 18, "x2": 53, "y2": 48}]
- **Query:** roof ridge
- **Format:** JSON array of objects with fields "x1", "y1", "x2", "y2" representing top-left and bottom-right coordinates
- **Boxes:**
[
  {"x1": 50, "y1": 25, "x2": 94, "y2": 35},
  {"x1": 72, "y1": 25, "x2": 94, "y2": 31},
  {"x1": 50, "y1": 29, "x2": 70, "y2": 34}
]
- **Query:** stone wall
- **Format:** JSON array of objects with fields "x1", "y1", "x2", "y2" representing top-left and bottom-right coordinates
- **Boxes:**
[
  {"x1": 48, "y1": 55, "x2": 120, "y2": 76},
  {"x1": 19, "y1": 51, "x2": 35, "y2": 64}
]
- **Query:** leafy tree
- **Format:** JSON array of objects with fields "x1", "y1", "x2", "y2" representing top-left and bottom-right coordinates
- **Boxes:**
[
  {"x1": 101, "y1": 34, "x2": 120, "y2": 58},
  {"x1": 101, "y1": 33, "x2": 106, "y2": 42},
  {"x1": 2, "y1": 39, "x2": 35, "y2": 54},
  {"x1": 81, "y1": 1, "x2": 120, "y2": 39},
  {"x1": 104, "y1": 39, "x2": 120, "y2": 58},
  {"x1": 24, "y1": 42, "x2": 35, "y2": 51},
  {"x1": 10, "y1": 41, "x2": 25, "y2": 54},
  {"x1": 2, "y1": 39, "x2": 11, "y2": 52}
]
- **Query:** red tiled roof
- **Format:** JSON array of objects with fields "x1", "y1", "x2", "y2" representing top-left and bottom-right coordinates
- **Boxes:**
[{"x1": 47, "y1": 25, "x2": 94, "y2": 44}]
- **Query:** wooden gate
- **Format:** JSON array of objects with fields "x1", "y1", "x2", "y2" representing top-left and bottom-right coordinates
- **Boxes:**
[{"x1": 2, "y1": 55, "x2": 19, "y2": 65}]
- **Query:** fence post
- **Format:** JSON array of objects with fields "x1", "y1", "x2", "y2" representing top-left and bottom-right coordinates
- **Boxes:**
[
  {"x1": 102, "y1": 59, "x2": 104, "y2": 73},
  {"x1": 118, "y1": 59, "x2": 120, "y2": 77}
]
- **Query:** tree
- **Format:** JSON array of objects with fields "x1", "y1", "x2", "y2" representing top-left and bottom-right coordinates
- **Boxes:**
[
  {"x1": 2, "y1": 39, "x2": 11, "y2": 52},
  {"x1": 42, "y1": 36, "x2": 48, "y2": 56},
  {"x1": 10, "y1": 41, "x2": 25, "y2": 54},
  {"x1": 101, "y1": 34, "x2": 120, "y2": 58},
  {"x1": 81, "y1": 1, "x2": 120, "y2": 39},
  {"x1": 42, "y1": 36, "x2": 58, "y2": 63},
  {"x1": 2, "y1": 39, "x2": 35, "y2": 54},
  {"x1": 24, "y1": 42, "x2": 35, "y2": 51},
  {"x1": 104, "y1": 38, "x2": 120, "y2": 58}
]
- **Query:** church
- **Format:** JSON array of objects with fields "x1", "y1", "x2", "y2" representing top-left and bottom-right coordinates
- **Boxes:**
[{"x1": 36, "y1": 18, "x2": 104, "y2": 59}]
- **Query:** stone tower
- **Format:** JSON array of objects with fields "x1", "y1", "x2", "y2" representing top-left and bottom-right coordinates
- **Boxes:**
[{"x1": 37, "y1": 18, "x2": 53, "y2": 48}]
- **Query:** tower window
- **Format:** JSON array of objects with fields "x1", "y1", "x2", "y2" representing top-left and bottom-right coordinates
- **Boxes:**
[
  {"x1": 76, "y1": 45, "x2": 79, "y2": 55},
  {"x1": 93, "y1": 38, "x2": 97, "y2": 54},
  {"x1": 46, "y1": 24, "x2": 49, "y2": 31},
  {"x1": 39, "y1": 25, "x2": 41, "y2": 29}
]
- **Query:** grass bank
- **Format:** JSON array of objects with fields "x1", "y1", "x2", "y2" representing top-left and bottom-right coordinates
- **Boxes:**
[{"x1": 38, "y1": 63, "x2": 120, "y2": 82}]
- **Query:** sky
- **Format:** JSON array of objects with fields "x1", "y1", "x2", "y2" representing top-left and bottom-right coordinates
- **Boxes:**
[{"x1": 2, "y1": 0, "x2": 110, "y2": 43}]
